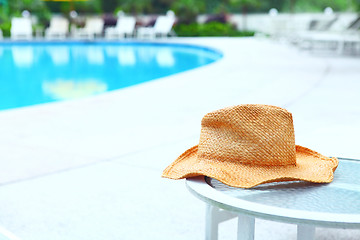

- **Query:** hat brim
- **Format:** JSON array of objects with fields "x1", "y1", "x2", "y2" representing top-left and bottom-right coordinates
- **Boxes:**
[{"x1": 162, "y1": 145, "x2": 338, "y2": 188}]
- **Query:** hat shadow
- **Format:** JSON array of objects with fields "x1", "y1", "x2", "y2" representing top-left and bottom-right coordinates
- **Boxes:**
[
  {"x1": 206, "y1": 176, "x2": 326, "y2": 191},
  {"x1": 206, "y1": 177, "x2": 329, "y2": 211}
]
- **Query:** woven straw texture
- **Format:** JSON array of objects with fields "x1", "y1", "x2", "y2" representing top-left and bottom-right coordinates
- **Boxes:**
[{"x1": 162, "y1": 104, "x2": 338, "y2": 188}]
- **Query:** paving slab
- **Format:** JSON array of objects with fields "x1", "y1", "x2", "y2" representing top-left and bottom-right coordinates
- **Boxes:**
[{"x1": 0, "y1": 37, "x2": 359, "y2": 239}]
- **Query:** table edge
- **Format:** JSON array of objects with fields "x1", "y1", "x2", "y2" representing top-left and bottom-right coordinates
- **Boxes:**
[{"x1": 186, "y1": 176, "x2": 360, "y2": 228}]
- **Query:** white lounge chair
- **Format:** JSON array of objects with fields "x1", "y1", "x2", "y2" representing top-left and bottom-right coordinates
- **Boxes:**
[
  {"x1": 105, "y1": 16, "x2": 136, "y2": 39},
  {"x1": 45, "y1": 17, "x2": 69, "y2": 40},
  {"x1": 299, "y1": 15, "x2": 360, "y2": 54},
  {"x1": 73, "y1": 17, "x2": 104, "y2": 40},
  {"x1": 137, "y1": 11, "x2": 175, "y2": 39},
  {"x1": 0, "y1": 29, "x2": 3, "y2": 40},
  {"x1": 11, "y1": 17, "x2": 33, "y2": 40},
  {"x1": 289, "y1": 16, "x2": 339, "y2": 44}
]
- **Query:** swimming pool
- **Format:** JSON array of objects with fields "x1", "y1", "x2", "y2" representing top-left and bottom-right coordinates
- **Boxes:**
[{"x1": 0, "y1": 42, "x2": 222, "y2": 111}]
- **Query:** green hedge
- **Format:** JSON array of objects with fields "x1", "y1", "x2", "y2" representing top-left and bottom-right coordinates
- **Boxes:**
[
  {"x1": 0, "y1": 21, "x2": 11, "y2": 37},
  {"x1": 174, "y1": 22, "x2": 255, "y2": 37}
]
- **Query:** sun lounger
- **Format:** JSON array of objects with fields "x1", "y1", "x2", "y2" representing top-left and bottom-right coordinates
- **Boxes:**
[
  {"x1": 73, "y1": 17, "x2": 104, "y2": 40},
  {"x1": 11, "y1": 17, "x2": 33, "y2": 40},
  {"x1": 291, "y1": 16, "x2": 339, "y2": 44},
  {"x1": 137, "y1": 11, "x2": 175, "y2": 39},
  {"x1": 45, "y1": 17, "x2": 69, "y2": 40},
  {"x1": 298, "y1": 15, "x2": 360, "y2": 54},
  {"x1": 105, "y1": 16, "x2": 136, "y2": 39}
]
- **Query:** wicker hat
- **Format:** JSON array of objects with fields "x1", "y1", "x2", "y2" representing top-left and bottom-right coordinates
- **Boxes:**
[{"x1": 162, "y1": 104, "x2": 338, "y2": 188}]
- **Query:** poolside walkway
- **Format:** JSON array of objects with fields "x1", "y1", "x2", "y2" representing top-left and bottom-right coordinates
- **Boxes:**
[{"x1": 0, "y1": 37, "x2": 359, "y2": 240}]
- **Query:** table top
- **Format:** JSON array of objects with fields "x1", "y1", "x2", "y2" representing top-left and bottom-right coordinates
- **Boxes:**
[{"x1": 186, "y1": 157, "x2": 360, "y2": 228}]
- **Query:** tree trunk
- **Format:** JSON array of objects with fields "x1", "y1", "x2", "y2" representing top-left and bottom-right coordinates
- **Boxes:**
[
  {"x1": 242, "y1": 5, "x2": 248, "y2": 31},
  {"x1": 290, "y1": 0, "x2": 296, "y2": 13}
]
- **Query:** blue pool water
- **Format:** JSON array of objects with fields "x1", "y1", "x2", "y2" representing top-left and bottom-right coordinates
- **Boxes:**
[{"x1": 0, "y1": 42, "x2": 222, "y2": 111}]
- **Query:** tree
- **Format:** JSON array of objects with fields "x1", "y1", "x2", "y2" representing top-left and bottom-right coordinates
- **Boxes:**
[
  {"x1": 171, "y1": 0, "x2": 205, "y2": 24},
  {"x1": 355, "y1": 0, "x2": 360, "y2": 11},
  {"x1": 229, "y1": 0, "x2": 261, "y2": 30},
  {"x1": 281, "y1": 0, "x2": 355, "y2": 12},
  {"x1": 102, "y1": 0, "x2": 118, "y2": 13},
  {"x1": 118, "y1": 0, "x2": 153, "y2": 15}
]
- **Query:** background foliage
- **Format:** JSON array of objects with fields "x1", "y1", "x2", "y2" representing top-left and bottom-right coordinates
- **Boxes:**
[
  {"x1": 0, "y1": 0, "x2": 358, "y2": 17},
  {"x1": 0, "y1": 0, "x2": 359, "y2": 37}
]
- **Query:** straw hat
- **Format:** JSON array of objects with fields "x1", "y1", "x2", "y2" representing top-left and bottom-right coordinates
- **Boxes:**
[{"x1": 162, "y1": 104, "x2": 338, "y2": 188}]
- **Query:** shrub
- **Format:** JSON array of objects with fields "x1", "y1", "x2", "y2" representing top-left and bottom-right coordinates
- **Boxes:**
[
  {"x1": 173, "y1": 23, "x2": 198, "y2": 37},
  {"x1": 174, "y1": 22, "x2": 255, "y2": 37},
  {"x1": 0, "y1": 21, "x2": 11, "y2": 37}
]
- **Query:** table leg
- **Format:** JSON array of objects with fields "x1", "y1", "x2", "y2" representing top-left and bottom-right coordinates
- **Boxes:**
[
  {"x1": 337, "y1": 40, "x2": 345, "y2": 55},
  {"x1": 297, "y1": 224, "x2": 315, "y2": 240},
  {"x1": 205, "y1": 204, "x2": 219, "y2": 240},
  {"x1": 237, "y1": 214, "x2": 255, "y2": 240},
  {"x1": 205, "y1": 204, "x2": 238, "y2": 240}
]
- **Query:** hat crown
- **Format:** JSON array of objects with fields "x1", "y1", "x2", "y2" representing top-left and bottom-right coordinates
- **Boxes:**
[{"x1": 198, "y1": 104, "x2": 296, "y2": 166}]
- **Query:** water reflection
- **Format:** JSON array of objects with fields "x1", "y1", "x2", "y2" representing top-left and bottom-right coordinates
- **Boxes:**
[
  {"x1": 42, "y1": 79, "x2": 107, "y2": 100},
  {"x1": 87, "y1": 46, "x2": 104, "y2": 65},
  {"x1": 104, "y1": 46, "x2": 118, "y2": 58},
  {"x1": 156, "y1": 48, "x2": 175, "y2": 67},
  {"x1": 12, "y1": 46, "x2": 34, "y2": 67},
  {"x1": 138, "y1": 46, "x2": 157, "y2": 63},
  {"x1": 117, "y1": 47, "x2": 136, "y2": 66},
  {"x1": 47, "y1": 46, "x2": 70, "y2": 65}
]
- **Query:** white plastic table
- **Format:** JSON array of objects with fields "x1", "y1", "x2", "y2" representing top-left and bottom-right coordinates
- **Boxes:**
[{"x1": 186, "y1": 157, "x2": 360, "y2": 240}]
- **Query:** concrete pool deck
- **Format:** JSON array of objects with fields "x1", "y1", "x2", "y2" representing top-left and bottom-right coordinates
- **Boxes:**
[{"x1": 0, "y1": 37, "x2": 359, "y2": 239}]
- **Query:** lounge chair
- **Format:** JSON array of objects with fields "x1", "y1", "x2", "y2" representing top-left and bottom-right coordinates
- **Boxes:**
[
  {"x1": 137, "y1": 11, "x2": 176, "y2": 39},
  {"x1": 291, "y1": 16, "x2": 339, "y2": 44},
  {"x1": 11, "y1": 17, "x2": 33, "y2": 40},
  {"x1": 45, "y1": 17, "x2": 69, "y2": 40},
  {"x1": 73, "y1": 17, "x2": 104, "y2": 40},
  {"x1": 0, "y1": 29, "x2": 3, "y2": 40},
  {"x1": 298, "y1": 15, "x2": 360, "y2": 54},
  {"x1": 105, "y1": 16, "x2": 136, "y2": 39}
]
